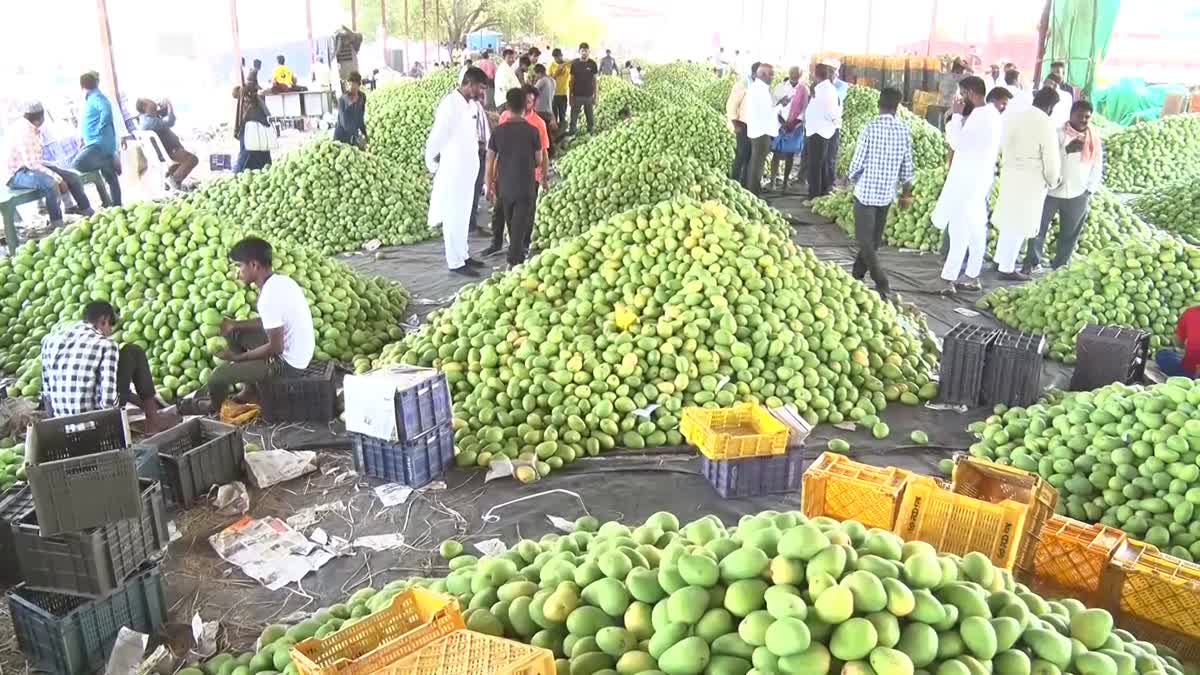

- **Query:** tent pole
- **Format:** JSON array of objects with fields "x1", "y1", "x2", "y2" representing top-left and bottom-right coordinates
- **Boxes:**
[
  {"x1": 381, "y1": 0, "x2": 388, "y2": 66},
  {"x1": 95, "y1": 0, "x2": 123, "y2": 113},
  {"x1": 305, "y1": 0, "x2": 315, "y2": 63},
  {"x1": 230, "y1": 0, "x2": 243, "y2": 85},
  {"x1": 926, "y1": 0, "x2": 938, "y2": 56},
  {"x1": 351, "y1": 0, "x2": 357, "y2": 30}
]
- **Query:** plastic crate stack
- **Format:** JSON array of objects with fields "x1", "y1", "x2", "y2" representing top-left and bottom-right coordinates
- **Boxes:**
[
  {"x1": 8, "y1": 409, "x2": 169, "y2": 675},
  {"x1": 133, "y1": 418, "x2": 245, "y2": 507},
  {"x1": 1070, "y1": 325, "x2": 1151, "y2": 390},
  {"x1": 681, "y1": 403, "x2": 800, "y2": 498},
  {"x1": 981, "y1": 329, "x2": 1047, "y2": 407},
  {"x1": 937, "y1": 323, "x2": 998, "y2": 406},
  {"x1": 260, "y1": 361, "x2": 338, "y2": 423},
  {"x1": 345, "y1": 368, "x2": 455, "y2": 488}
]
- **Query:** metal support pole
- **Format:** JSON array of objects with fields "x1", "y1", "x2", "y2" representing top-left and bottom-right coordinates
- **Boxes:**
[
  {"x1": 865, "y1": 0, "x2": 873, "y2": 53},
  {"x1": 381, "y1": 0, "x2": 388, "y2": 67},
  {"x1": 926, "y1": 0, "x2": 939, "y2": 56},
  {"x1": 95, "y1": 0, "x2": 122, "y2": 111},
  {"x1": 305, "y1": 0, "x2": 315, "y2": 63},
  {"x1": 230, "y1": 0, "x2": 243, "y2": 84},
  {"x1": 819, "y1": 0, "x2": 829, "y2": 54},
  {"x1": 351, "y1": 0, "x2": 357, "y2": 30},
  {"x1": 422, "y1": 0, "x2": 428, "y2": 65}
]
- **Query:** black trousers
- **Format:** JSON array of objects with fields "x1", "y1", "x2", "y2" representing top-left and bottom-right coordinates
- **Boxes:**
[
  {"x1": 851, "y1": 198, "x2": 892, "y2": 294},
  {"x1": 806, "y1": 131, "x2": 838, "y2": 197},
  {"x1": 552, "y1": 95, "x2": 568, "y2": 127},
  {"x1": 117, "y1": 344, "x2": 156, "y2": 405},
  {"x1": 470, "y1": 146, "x2": 486, "y2": 230},
  {"x1": 730, "y1": 122, "x2": 752, "y2": 184},
  {"x1": 500, "y1": 191, "x2": 536, "y2": 265}
]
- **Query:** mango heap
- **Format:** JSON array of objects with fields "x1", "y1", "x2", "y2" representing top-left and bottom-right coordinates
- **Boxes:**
[
  {"x1": 1131, "y1": 178, "x2": 1200, "y2": 246},
  {"x1": 1102, "y1": 115, "x2": 1200, "y2": 193},
  {"x1": 188, "y1": 139, "x2": 433, "y2": 254},
  {"x1": 0, "y1": 436, "x2": 24, "y2": 491},
  {"x1": 643, "y1": 61, "x2": 720, "y2": 92},
  {"x1": 968, "y1": 378, "x2": 1200, "y2": 563},
  {"x1": 978, "y1": 236, "x2": 1200, "y2": 362},
  {"x1": 365, "y1": 68, "x2": 458, "y2": 174},
  {"x1": 376, "y1": 196, "x2": 938, "y2": 478},
  {"x1": 534, "y1": 154, "x2": 791, "y2": 249},
  {"x1": 558, "y1": 104, "x2": 735, "y2": 180},
  {"x1": 212, "y1": 510, "x2": 1193, "y2": 675},
  {"x1": 0, "y1": 202, "x2": 409, "y2": 401},
  {"x1": 593, "y1": 75, "x2": 665, "y2": 134},
  {"x1": 700, "y1": 76, "x2": 735, "y2": 115},
  {"x1": 836, "y1": 86, "x2": 947, "y2": 177}
]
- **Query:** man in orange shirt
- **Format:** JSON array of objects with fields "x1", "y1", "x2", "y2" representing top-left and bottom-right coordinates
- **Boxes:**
[{"x1": 482, "y1": 84, "x2": 549, "y2": 259}]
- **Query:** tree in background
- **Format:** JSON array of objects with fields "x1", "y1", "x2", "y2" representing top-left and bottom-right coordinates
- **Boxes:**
[
  {"x1": 342, "y1": 0, "x2": 544, "y2": 49},
  {"x1": 541, "y1": 0, "x2": 607, "y2": 48}
]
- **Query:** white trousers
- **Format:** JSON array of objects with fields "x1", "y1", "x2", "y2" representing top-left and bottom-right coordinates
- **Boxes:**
[
  {"x1": 994, "y1": 228, "x2": 1026, "y2": 273},
  {"x1": 442, "y1": 211, "x2": 470, "y2": 269},
  {"x1": 941, "y1": 219, "x2": 988, "y2": 281}
]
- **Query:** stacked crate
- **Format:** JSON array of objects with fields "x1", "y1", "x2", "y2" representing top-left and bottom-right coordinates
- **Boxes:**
[
  {"x1": 9, "y1": 409, "x2": 169, "y2": 675},
  {"x1": 939, "y1": 323, "x2": 1047, "y2": 408},
  {"x1": 344, "y1": 368, "x2": 455, "y2": 488},
  {"x1": 681, "y1": 403, "x2": 800, "y2": 498},
  {"x1": 133, "y1": 418, "x2": 245, "y2": 507},
  {"x1": 1070, "y1": 325, "x2": 1151, "y2": 390}
]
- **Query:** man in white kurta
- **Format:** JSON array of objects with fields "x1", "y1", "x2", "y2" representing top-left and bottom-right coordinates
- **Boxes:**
[
  {"x1": 427, "y1": 68, "x2": 488, "y2": 276},
  {"x1": 932, "y1": 76, "x2": 1002, "y2": 294},
  {"x1": 991, "y1": 87, "x2": 1062, "y2": 280}
]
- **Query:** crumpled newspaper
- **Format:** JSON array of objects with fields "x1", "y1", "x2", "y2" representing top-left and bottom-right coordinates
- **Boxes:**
[
  {"x1": 244, "y1": 450, "x2": 318, "y2": 488},
  {"x1": 213, "y1": 481, "x2": 250, "y2": 516}
]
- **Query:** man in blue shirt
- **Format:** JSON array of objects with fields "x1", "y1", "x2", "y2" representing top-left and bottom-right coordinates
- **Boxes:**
[
  {"x1": 846, "y1": 87, "x2": 914, "y2": 300},
  {"x1": 72, "y1": 71, "x2": 121, "y2": 206}
]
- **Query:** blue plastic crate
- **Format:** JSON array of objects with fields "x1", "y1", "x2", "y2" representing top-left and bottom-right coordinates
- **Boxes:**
[
  {"x1": 9, "y1": 563, "x2": 166, "y2": 675},
  {"x1": 351, "y1": 423, "x2": 454, "y2": 487},
  {"x1": 393, "y1": 369, "x2": 453, "y2": 444},
  {"x1": 700, "y1": 449, "x2": 805, "y2": 498}
]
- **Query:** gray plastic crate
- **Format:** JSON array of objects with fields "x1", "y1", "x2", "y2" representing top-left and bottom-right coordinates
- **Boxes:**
[
  {"x1": 135, "y1": 419, "x2": 243, "y2": 507},
  {"x1": 0, "y1": 483, "x2": 33, "y2": 584},
  {"x1": 1071, "y1": 325, "x2": 1151, "y2": 390},
  {"x1": 26, "y1": 410, "x2": 140, "y2": 536},
  {"x1": 9, "y1": 563, "x2": 166, "y2": 675},
  {"x1": 351, "y1": 423, "x2": 454, "y2": 488},
  {"x1": 260, "y1": 361, "x2": 337, "y2": 423},
  {"x1": 700, "y1": 449, "x2": 805, "y2": 498},
  {"x1": 14, "y1": 479, "x2": 168, "y2": 598},
  {"x1": 937, "y1": 322, "x2": 999, "y2": 407},
  {"x1": 981, "y1": 330, "x2": 1047, "y2": 407}
]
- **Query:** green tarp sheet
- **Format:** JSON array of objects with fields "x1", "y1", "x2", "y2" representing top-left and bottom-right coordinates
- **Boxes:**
[{"x1": 1041, "y1": 0, "x2": 1121, "y2": 97}]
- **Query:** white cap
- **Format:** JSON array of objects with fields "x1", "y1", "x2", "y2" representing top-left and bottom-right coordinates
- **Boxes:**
[
  {"x1": 822, "y1": 58, "x2": 841, "y2": 71},
  {"x1": 23, "y1": 100, "x2": 44, "y2": 115}
]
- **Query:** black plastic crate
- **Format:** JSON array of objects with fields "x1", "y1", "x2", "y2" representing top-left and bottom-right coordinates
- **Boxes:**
[
  {"x1": 700, "y1": 449, "x2": 805, "y2": 498},
  {"x1": 26, "y1": 410, "x2": 140, "y2": 536},
  {"x1": 260, "y1": 361, "x2": 337, "y2": 423},
  {"x1": 1070, "y1": 325, "x2": 1151, "y2": 391},
  {"x1": 937, "y1": 323, "x2": 999, "y2": 406},
  {"x1": 981, "y1": 330, "x2": 1047, "y2": 407},
  {"x1": 389, "y1": 368, "x2": 454, "y2": 444},
  {"x1": 135, "y1": 418, "x2": 244, "y2": 507},
  {"x1": 9, "y1": 563, "x2": 167, "y2": 675},
  {"x1": 351, "y1": 423, "x2": 454, "y2": 488},
  {"x1": 0, "y1": 483, "x2": 33, "y2": 584},
  {"x1": 13, "y1": 479, "x2": 168, "y2": 598}
]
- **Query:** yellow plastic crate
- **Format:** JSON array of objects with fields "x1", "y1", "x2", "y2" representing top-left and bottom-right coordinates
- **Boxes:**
[
  {"x1": 383, "y1": 630, "x2": 555, "y2": 675},
  {"x1": 291, "y1": 588, "x2": 465, "y2": 675},
  {"x1": 1027, "y1": 514, "x2": 1126, "y2": 607},
  {"x1": 1109, "y1": 540, "x2": 1200, "y2": 644},
  {"x1": 894, "y1": 476, "x2": 1029, "y2": 570},
  {"x1": 680, "y1": 403, "x2": 789, "y2": 460},
  {"x1": 801, "y1": 452, "x2": 912, "y2": 530},
  {"x1": 951, "y1": 456, "x2": 1058, "y2": 576}
]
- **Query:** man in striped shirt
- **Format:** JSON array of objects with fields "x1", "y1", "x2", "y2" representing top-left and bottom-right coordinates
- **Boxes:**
[
  {"x1": 846, "y1": 87, "x2": 914, "y2": 301},
  {"x1": 4, "y1": 101, "x2": 93, "y2": 227}
]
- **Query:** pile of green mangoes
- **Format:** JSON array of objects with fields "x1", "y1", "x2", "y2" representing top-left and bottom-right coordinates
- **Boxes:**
[
  {"x1": 533, "y1": 154, "x2": 790, "y2": 249},
  {"x1": 968, "y1": 379, "x2": 1200, "y2": 562},
  {"x1": 642, "y1": 61, "x2": 719, "y2": 92},
  {"x1": 557, "y1": 104, "x2": 735, "y2": 180},
  {"x1": 1131, "y1": 178, "x2": 1200, "y2": 245},
  {"x1": 375, "y1": 196, "x2": 938, "y2": 478},
  {"x1": 365, "y1": 69, "x2": 458, "y2": 174},
  {"x1": 699, "y1": 76, "x2": 735, "y2": 115},
  {"x1": 188, "y1": 139, "x2": 434, "y2": 254},
  {"x1": 0, "y1": 436, "x2": 24, "y2": 491},
  {"x1": 978, "y1": 236, "x2": 1200, "y2": 362},
  {"x1": 208, "y1": 509, "x2": 1194, "y2": 675},
  {"x1": 0, "y1": 202, "x2": 409, "y2": 401},
  {"x1": 1103, "y1": 115, "x2": 1200, "y2": 193},
  {"x1": 593, "y1": 75, "x2": 665, "y2": 133},
  {"x1": 836, "y1": 86, "x2": 947, "y2": 177}
]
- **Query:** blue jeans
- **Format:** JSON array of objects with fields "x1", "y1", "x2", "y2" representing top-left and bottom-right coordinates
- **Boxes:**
[
  {"x1": 1156, "y1": 350, "x2": 1196, "y2": 378},
  {"x1": 8, "y1": 165, "x2": 91, "y2": 224},
  {"x1": 73, "y1": 145, "x2": 121, "y2": 206}
]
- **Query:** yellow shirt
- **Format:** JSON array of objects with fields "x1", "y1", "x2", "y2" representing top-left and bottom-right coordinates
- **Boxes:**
[
  {"x1": 549, "y1": 61, "x2": 571, "y2": 96},
  {"x1": 272, "y1": 65, "x2": 296, "y2": 88}
]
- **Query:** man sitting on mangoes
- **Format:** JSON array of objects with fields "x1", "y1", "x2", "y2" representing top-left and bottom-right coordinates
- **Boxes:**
[{"x1": 40, "y1": 300, "x2": 165, "y2": 430}]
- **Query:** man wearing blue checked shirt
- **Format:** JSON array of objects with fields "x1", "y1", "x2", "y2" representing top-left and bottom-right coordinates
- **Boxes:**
[{"x1": 847, "y1": 87, "x2": 914, "y2": 301}]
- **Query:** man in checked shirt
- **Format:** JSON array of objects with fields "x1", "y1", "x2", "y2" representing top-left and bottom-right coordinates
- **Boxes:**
[
  {"x1": 846, "y1": 87, "x2": 914, "y2": 301},
  {"x1": 40, "y1": 301, "x2": 165, "y2": 430}
]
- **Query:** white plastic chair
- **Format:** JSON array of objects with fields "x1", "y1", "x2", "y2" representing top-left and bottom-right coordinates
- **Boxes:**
[{"x1": 132, "y1": 130, "x2": 170, "y2": 198}]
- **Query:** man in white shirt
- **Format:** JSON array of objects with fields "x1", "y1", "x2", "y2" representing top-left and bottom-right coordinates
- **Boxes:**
[
  {"x1": 983, "y1": 64, "x2": 1003, "y2": 94},
  {"x1": 744, "y1": 63, "x2": 778, "y2": 195},
  {"x1": 1004, "y1": 69, "x2": 1031, "y2": 114},
  {"x1": 1024, "y1": 99, "x2": 1103, "y2": 273},
  {"x1": 1045, "y1": 73, "x2": 1073, "y2": 127},
  {"x1": 427, "y1": 67, "x2": 490, "y2": 276},
  {"x1": 931, "y1": 75, "x2": 1003, "y2": 295},
  {"x1": 805, "y1": 58, "x2": 843, "y2": 197},
  {"x1": 207, "y1": 237, "x2": 316, "y2": 410},
  {"x1": 495, "y1": 49, "x2": 521, "y2": 109}
]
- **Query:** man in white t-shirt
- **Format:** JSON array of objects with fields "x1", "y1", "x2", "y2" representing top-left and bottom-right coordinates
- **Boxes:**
[{"x1": 205, "y1": 236, "x2": 316, "y2": 410}]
